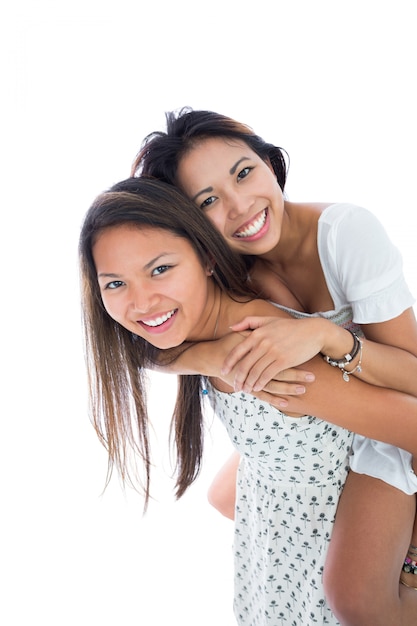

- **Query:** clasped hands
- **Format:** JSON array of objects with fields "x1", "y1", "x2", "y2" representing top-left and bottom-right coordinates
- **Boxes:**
[{"x1": 217, "y1": 316, "x2": 326, "y2": 409}]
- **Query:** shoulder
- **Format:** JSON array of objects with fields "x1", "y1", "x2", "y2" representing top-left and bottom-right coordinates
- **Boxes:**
[
  {"x1": 318, "y1": 203, "x2": 395, "y2": 250},
  {"x1": 319, "y1": 202, "x2": 382, "y2": 228},
  {"x1": 316, "y1": 204, "x2": 412, "y2": 317},
  {"x1": 285, "y1": 200, "x2": 335, "y2": 223},
  {"x1": 241, "y1": 298, "x2": 291, "y2": 319}
]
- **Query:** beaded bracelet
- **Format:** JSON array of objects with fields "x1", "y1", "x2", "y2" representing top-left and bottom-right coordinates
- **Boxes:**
[
  {"x1": 322, "y1": 330, "x2": 360, "y2": 368},
  {"x1": 339, "y1": 338, "x2": 363, "y2": 382},
  {"x1": 402, "y1": 556, "x2": 417, "y2": 575},
  {"x1": 322, "y1": 331, "x2": 363, "y2": 381}
]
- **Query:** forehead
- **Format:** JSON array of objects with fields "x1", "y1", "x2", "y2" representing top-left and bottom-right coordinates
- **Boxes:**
[
  {"x1": 178, "y1": 136, "x2": 259, "y2": 184},
  {"x1": 186, "y1": 136, "x2": 254, "y2": 160},
  {"x1": 93, "y1": 224, "x2": 198, "y2": 262}
]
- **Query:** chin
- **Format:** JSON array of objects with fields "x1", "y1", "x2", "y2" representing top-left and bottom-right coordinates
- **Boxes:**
[{"x1": 152, "y1": 337, "x2": 185, "y2": 351}]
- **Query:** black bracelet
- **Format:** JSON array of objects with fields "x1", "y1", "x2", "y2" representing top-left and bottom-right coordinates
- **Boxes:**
[{"x1": 322, "y1": 330, "x2": 361, "y2": 369}]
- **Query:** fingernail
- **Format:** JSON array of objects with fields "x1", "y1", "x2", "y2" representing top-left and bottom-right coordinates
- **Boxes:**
[
  {"x1": 296, "y1": 386, "x2": 306, "y2": 394},
  {"x1": 279, "y1": 400, "x2": 289, "y2": 407},
  {"x1": 305, "y1": 374, "x2": 315, "y2": 381}
]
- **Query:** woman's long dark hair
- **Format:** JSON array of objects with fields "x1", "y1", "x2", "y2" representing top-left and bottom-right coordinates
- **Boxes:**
[
  {"x1": 79, "y1": 177, "x2": 256, "y2": 508},
  {"x1": 131, "y1": 107, "x2": 288, "y2": 192}
]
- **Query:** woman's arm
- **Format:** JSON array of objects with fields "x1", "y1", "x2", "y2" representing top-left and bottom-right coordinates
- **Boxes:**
[
  {"x1": 151, "y1": 302, "x2": 417, "y2": 457},
  {"x1": 220, "y1": 308, "x2": 417, "y2": 396},
  {"x1": 154, "y1": 303, "x2": 417, "y2": 408},
  {"x1": 249, "y1": 351, "x2": 417, "y2": 458},
  {"x1": 153, "y1": 332, "x2": 316, "y2": 406},
  {"x1": 204, "y1": 299, "x2": 417, "y2": 456}
]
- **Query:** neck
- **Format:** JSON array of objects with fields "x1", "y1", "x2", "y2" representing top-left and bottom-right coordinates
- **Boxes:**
[
  {"x1": 205, "y1": 285, "x2": 250, "y2": 341},
  {"x1": 259, "y1": 201, "x2": 314, "y2": 268},
  {"x1": 212, "y1": 288, "x2": 222, "y2": 339},
  {"x1": 258, "y1": 201, "x2": 296, "y2": 268},
  {"x1": 185, "y1": 281, "x2": 226, "y2": 344}
]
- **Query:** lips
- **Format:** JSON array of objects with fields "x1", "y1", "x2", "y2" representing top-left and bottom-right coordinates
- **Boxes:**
[
  {"x1": 140, "y1": 309, "x2": 177, "y2": 327},
  {"x1": 233, "y1": 209, "x2": 267, "y2": 238}
]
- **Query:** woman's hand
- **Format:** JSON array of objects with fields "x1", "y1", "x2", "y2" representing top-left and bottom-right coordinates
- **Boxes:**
[
  {"x1": 249, "y1": 375, "x2": 313, "y2": 410},
  {"x1": 221, "y1": 316, "x2": 333, "y2": 393},
  {"x1": 216, "y1": 330, "x2": 315, "y2": 406},
  {"x1": 157, "y1": 329, "x2": 316, "y2": 406}
]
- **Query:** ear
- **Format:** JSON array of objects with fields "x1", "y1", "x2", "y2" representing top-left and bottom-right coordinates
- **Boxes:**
[{"x1": 206, "y1": 254, "x2": 216, "y2": 276}]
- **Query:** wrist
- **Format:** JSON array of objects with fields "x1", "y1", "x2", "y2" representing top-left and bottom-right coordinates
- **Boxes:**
[
  {"x1": 322, "y1": 330, "x2": 364, "y2": 382},
  {"x1": 321, "y1": 326, "x2": 357, "y2": 363}
]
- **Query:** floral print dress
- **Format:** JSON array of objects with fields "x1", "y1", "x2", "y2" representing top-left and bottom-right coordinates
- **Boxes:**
[{"x1": 208, "y1": 387, "x2": 352, "y2": 625}]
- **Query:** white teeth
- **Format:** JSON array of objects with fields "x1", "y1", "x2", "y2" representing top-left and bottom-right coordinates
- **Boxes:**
[
  {"x1": 142, "y1": 310, "x2": 176, "y2": 327},
  {"x1": 235, "y1": 210, "x2": 266, "y2": 238}
]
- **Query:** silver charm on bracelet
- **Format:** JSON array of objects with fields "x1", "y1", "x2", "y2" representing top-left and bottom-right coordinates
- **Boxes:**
[
  {"x1": 340, "y1": 338, "x2": 363, "y2": 382},
  {"x1": 322, "y1": 330, "x2": 360, "y2": 367},
  {"x1": 322, "y1": 331, "x2": 363, "y2": 381}
]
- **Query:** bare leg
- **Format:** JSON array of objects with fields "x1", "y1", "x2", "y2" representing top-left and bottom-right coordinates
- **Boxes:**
[
  {"x1": 323, "y1": 470, "x2": 417, "y2": 625},
  {"x1": 207, "y1": 451, "x2": 239, "y2": 520}
]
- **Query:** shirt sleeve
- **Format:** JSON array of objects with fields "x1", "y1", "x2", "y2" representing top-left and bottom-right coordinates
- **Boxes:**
[{"x1": 318, "y1": 204, "x2": 415, "y2": 324}]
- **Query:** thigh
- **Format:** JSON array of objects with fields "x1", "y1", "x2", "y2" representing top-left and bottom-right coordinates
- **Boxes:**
[
  {"x1": 325, "y1": 470, "x2": 415, "y2": 600},
  {"x1": 207, "y1": 451, "x2": 239, "y2": 520}
]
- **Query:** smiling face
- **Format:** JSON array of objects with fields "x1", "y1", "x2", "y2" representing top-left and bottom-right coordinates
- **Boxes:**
[
  {"x1": 93, "y1": 224, "x2": 216, "y2": 349},
  {"x1": 176, "y1": 137, "x2": 285, "y2": 256}
]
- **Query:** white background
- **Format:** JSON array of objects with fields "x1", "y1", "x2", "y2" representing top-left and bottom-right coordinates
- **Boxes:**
[{"x1": 2, "y1": 2, "x2": 416, "y2": 625}]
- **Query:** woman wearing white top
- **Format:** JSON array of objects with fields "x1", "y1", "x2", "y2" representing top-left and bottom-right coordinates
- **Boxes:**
[{"x1": 132, "y1": 108, "x2": 417, "y2": 624}]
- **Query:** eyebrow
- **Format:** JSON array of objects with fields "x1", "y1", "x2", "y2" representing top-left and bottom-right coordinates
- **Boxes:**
[
  {"x1": 97, "y1": 253, "x2": 174, "y2": 278},
  {"x1": 191, "y1": 156, "x2": 251, "y2": 202},
  {"x1": 97, "y1": 272, "x2": 120, "y2": 279},
  {"x1": 191, "y1": 186, "x2": 213, "y2": 202},
  {"x1": 229, "y1": 156, "x2": 250, "y2": 175}
]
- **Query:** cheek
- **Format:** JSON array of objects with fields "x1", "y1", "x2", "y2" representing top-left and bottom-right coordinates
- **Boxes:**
[
  {"x1": 206, "y1": 209, "x2": 226, "y2": 236},
  {"x1": 101, "y1": 295, "x2": 122, "y2": 321},
  {"x1": 179, "y1": 275, "x2": 209, "y2": 308},
  {"x1": 225, "y1": 239, "x2": 241, "y2": 252}
]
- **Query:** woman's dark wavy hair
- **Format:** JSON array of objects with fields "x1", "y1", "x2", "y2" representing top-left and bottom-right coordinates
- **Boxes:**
[
  {"x1": 79, "y1": 177, "x2": 256, "y2": 509},
  {"x1": 131, "y1": 107, "x2": 288, "y2": 192}
]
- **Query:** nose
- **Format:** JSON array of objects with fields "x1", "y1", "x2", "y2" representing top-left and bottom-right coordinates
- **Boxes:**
[
  {"x1": 224, "y1": 189, "x2": 254, "y2": 220},
  {"x1": 128, "y1": 280, "x2": 158, "y2": 314}
]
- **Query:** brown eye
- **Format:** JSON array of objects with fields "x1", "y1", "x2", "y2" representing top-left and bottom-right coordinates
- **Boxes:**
[
  {"x1": 237, "y1": 166, "x2": 252, "y2": 181},
  {"x1": 151, "y1": 265, "x2": 171, "y2": 276},
  {"x1": 200, "y1": 196, "x2": 217, "y2": 210},
  {"x1": 105, "y1": 280, "x2": 124, "y2": 290}
]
